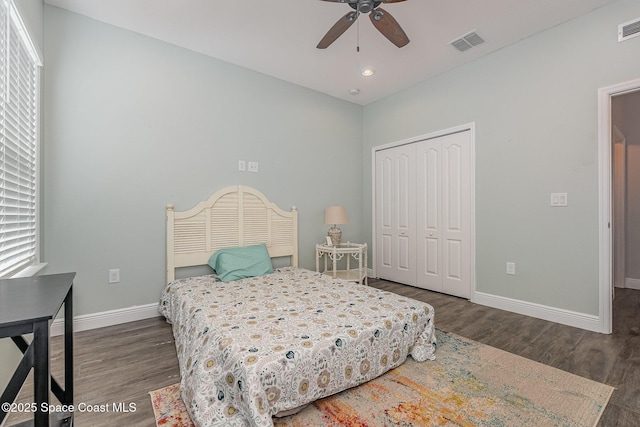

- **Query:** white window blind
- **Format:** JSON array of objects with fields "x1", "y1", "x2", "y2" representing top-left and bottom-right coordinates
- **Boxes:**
[{"x1": 0, "y1": 0, "x2": 40, "y2": 278}]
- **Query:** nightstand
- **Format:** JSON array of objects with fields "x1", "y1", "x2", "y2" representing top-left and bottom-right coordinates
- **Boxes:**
[{"x1": 316, "y1": 242, "x2": 368, "y2": 285}]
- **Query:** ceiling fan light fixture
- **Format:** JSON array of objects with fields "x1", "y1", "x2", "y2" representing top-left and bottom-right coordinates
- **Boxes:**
[
  {"x1": 356, "y1": 0, "x2": 376, "y2": 14},
  {"x1": 317, "y1": 0, "x2": 410, "y2": 49},
  {"x1": 361, "y1": 68, "x2": 375, "y2": 77}
]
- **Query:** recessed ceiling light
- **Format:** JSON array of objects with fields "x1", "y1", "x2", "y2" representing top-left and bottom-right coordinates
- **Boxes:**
[{"x1": 361, "y1": 68, "x2": 375, "y2": 77}]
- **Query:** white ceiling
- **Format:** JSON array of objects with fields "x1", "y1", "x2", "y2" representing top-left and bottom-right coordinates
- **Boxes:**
[{"x1": 44, "y1": 0, "x2": 618, "y2": 105}]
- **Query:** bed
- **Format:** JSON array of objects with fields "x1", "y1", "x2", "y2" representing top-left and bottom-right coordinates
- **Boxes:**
[{"x1": 160, "y1": 185, "x2": 436, "y2": 427}]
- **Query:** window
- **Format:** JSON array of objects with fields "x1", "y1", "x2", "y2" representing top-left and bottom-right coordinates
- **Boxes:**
[{"x1": 0, "y1": 0, "x2": 41, "y2": 278}]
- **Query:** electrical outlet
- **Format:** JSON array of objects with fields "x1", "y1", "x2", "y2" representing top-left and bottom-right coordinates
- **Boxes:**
[
  {"x1": 109, "y1": 269, "x2": 120, "y2": 284},
  {"x1": 248, "y1": 161, "x2": 259, "y2": 173},
  {"x1": 506, "y1": 262, "x2": 516, "y2": 275}
]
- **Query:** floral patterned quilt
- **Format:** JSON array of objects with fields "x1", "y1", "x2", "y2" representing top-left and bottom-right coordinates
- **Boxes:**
[{"x1": 159, "y1": 267, "x2": 436, "y2": 427}]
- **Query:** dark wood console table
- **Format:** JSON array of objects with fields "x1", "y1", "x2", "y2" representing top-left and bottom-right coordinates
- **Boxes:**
[{"x1": 0, "y1": 273, "x2": 75, "y2": 427}]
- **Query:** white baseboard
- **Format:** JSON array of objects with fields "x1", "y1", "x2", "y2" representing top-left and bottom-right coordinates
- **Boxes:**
[
  {"x1": 49, "y1": 290, "x2": 608, "y2": 336},
  {"x1": 625, "y1": 278, "x2": 640, "y2": 290},
  {"x1": 473, "y1": 291, "x2": 603, "y2": 333},
  {"x1": 50, "y1": 303, "x2": 161, "y2": 336}
]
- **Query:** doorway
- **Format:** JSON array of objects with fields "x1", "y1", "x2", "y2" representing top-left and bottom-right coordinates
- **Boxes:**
[
  {"x1": 598, "y1": 78, "x2": 640, "y2": 334},
  {"x1": 612, "y1": 91, "x2": 640, "y2": 291}
]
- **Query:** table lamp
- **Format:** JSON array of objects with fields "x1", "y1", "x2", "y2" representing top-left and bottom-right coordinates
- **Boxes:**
[{"x1": 324, "y1": 206, "x2": 348, "y2": 246}]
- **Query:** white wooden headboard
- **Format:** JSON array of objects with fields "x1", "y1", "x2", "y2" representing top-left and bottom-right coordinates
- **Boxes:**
[{"x1": 166, "y1": 185, "x2": 298, "y2": 283}]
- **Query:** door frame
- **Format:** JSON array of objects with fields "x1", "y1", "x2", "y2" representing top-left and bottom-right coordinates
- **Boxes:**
[
  {"x1": 598, "y1": 78, "x2": 640, "y2": 334},
  {"x1": 371, "y1": 122, "x2": 476, "y2": 299}
]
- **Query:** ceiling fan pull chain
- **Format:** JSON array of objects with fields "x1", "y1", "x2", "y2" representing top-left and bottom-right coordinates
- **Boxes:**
[{"x1": 357, "y1": 13, "x2": 360, "y2": 52}]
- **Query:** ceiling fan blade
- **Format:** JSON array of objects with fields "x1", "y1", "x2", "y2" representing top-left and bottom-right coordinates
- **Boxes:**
[
  {"x1": 370, "y1": 7, "x2": 409, "y2": 47},
  {"x1": 380, "y1": 0, "x2": 407, "y2": 2},
  {"x1": 317, "y1": 11, "x2": 358, "y2": 49}
]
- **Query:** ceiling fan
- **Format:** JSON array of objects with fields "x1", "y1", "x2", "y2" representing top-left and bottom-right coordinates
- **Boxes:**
[{"x1": 317, "y1": 0, "x2": 410, "y2": 49}]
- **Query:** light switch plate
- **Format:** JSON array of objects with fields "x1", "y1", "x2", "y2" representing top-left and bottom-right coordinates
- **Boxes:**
[{"x1": 550, "y1": 193, "x2": 568, "y2": 207}]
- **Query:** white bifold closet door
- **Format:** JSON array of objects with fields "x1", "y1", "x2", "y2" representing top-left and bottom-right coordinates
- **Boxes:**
[
  {"x1": 416, "y1": 131, "x2": 471, "y2": 298},
  {"x1": 375, "y1": 130, "x2": 471, "y2": 298},
  {"x1": 375, "y1": 143, "x2": 417, "y2": 285}
]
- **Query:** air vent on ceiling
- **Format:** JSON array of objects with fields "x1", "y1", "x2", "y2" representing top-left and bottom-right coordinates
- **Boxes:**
[
  {"x1": 451, "y1": 31, "x2": 485, "y2": 52},
  {"x1": 619, "y1": 17, "x2": 640, "y2": 42}
]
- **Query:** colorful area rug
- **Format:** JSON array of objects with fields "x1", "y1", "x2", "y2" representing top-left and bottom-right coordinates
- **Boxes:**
[{"x1": 150, "y1": 330, "x2": 613, "y2": 427}]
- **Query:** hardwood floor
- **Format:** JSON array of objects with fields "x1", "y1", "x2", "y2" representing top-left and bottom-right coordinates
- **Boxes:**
[
  {"x1": 5, "y1": 280, "x2": 639, "y2": 426},
  {"x1": 369, "y1": 279, "x2": 640, "y2": 427},
  {"x1": 5, "y1": 317, "x2": 180, "y2": 427}
]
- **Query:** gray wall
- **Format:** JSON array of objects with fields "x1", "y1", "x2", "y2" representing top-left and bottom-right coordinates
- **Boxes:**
[
  {"x1": 362, "y1": 0, "x2": 640, "y2": 315},
  {"x1": 41, "y1": 5, "x2": 364, "y2": 316}
]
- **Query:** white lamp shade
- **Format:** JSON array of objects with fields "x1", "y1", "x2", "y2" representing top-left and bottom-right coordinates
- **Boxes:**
[{"x1": 324, "y1": 206, "x2": 348, "y2": 225}]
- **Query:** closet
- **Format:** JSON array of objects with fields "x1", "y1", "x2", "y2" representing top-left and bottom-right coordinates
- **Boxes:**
[{"x1": 375, "y1": 130, "x2": 472, "y2": 298}]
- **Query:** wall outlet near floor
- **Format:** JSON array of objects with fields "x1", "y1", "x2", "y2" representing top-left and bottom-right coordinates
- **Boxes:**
[
  {"x1": 506, "y1": 262, "x2": 516, "y2": 275},
  {"x1": 248, "y1": 161, "x2": 259, "y2": 173},
  {"x1": 109, "y1": 268, "x2": 120, "y2": 284}
]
